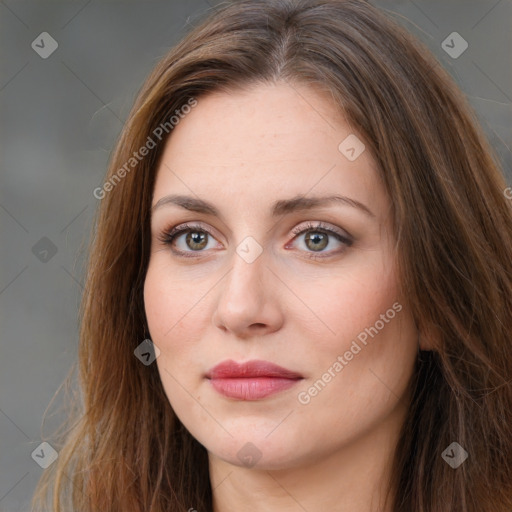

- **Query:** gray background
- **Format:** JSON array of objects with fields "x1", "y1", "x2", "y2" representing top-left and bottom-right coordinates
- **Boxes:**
[{"x1": 1, "y1": 1, "x2": 511, "y2": 510}]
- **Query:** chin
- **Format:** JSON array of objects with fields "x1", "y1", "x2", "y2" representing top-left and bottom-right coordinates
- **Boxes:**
[{"x1": 203, "y1": 430, "x2": 310, "y2": 471}]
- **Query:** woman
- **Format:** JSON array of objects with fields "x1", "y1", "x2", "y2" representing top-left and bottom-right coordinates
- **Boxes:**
[{"x1": 32, "y1": 0, "x2": 512, "y2": 511}]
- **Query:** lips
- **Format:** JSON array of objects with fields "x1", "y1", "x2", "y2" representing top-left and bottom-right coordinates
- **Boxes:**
[
  {"x1": 206, "y1": 359, "x2": 303, "y2": 379},
  {"x1": 205, "y1": 359, "x2": 303, "y2": 400}
]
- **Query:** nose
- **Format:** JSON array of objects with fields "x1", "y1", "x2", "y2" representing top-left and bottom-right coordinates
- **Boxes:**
[{"x1": 211, "y1": 247, "x2": 284, "y2": 338}]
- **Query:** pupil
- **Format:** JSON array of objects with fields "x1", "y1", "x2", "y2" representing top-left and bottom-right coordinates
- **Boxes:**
[
  {"x1": 306, "y1": 231, "x2": 327, "y2": 251},
  {"x1": 187, "y1": 231, "x2": 207, "y2": 250}
]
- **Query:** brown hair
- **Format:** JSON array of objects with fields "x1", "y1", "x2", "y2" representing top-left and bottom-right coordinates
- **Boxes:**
[{"x1": 32, "y1": 0, "x2": 512, "y2": 510}]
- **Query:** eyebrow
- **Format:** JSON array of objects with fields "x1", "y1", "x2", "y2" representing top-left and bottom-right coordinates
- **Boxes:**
[{"x1": 151, "y1": 194, "x2": 375, "y2": 218}]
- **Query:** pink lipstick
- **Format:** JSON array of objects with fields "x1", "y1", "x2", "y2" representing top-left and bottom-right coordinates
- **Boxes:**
[{"x1": 205, "y1": 359, "x2": 303, "y2": 400}]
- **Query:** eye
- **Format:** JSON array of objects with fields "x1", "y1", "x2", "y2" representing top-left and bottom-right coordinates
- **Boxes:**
[
  {"x1": 157, "y1": 222, "x2": 221, "y2": 258},
  {"x1": 157, "y1": 220, "x2": 353, "y2": 260},
  {"x1": 286, "y1": 221, "x2": 353, "y2": 259}
]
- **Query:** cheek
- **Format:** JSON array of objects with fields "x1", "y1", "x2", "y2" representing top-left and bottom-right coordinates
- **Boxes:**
[
  {"x1": 144, "y1": 258, "x2": 198, "y2": 338},
  {"x1": 294, "y1": 253, "x2": 416, "y2": 401},
  {"x1": 143, "y1": 260, "x2": 212, "y2": 375},
  {"x1": 299, "y1": 267, "x2": 417, "y2": 418},
  {"x1": 144, "y1": 265, "x2": 171, "y2": 340},
  {"x1": 144, "y1": 262, "x2": 188, "y2": 366},
  {"x1": 143, "y1": 265, "x2": 202, "y2": 410},
  {"x1": 301, "y1": 254, "x2": 401, "y2": 354}
]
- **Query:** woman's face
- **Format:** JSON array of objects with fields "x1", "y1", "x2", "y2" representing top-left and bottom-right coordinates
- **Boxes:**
[{"x1": 144, "y1": 81, "x2": 418, "y2": 470}]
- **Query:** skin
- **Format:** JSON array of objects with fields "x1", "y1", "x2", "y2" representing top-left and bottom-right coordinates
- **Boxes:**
[{"x1": 144, "y1": 81, "x2": 419, "y2": 511}]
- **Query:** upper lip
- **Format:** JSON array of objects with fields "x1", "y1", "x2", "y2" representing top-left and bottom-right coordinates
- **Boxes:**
[{"x1": 206, "y1": 359, "x2": 303, "y2": 379}]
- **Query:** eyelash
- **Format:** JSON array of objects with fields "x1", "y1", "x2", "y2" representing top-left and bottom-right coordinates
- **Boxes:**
[{"x1": 157, "y1": 221, "x2": 353, "y2": 260}]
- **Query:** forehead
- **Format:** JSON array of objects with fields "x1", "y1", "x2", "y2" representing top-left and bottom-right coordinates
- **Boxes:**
[{"x1": 152, "y1": 81, "x2": 387, "y2": 217}]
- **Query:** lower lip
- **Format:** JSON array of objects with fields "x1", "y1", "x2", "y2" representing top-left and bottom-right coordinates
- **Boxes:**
[{"x1": 208, "y1": 377, "x2": 301, "y2": 400}]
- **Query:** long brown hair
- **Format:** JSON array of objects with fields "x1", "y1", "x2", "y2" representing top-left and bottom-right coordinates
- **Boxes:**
[{"x1": 32, "y1": 1, "x2": 512, "y2": 510}]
